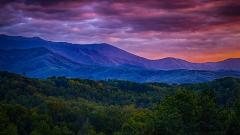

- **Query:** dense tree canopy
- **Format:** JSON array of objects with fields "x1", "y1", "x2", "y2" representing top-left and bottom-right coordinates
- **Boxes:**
[{"x1": 0, "y1": 71, "x2": 240, "y2": 135}]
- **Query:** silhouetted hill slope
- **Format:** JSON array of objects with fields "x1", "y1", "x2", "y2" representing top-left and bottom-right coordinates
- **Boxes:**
[
  {"x1": 0, "y1": 34, "x2": 240, "y2": 71},
  {"x1": 0, "y1": 47, "x2": 101, "y2": 78},
  {"x1": 0, "y1": 35, "x2": 240, "y2": 83},
  {"x1": 0, "y1": 48, "x2": 239, "y2": 83}
]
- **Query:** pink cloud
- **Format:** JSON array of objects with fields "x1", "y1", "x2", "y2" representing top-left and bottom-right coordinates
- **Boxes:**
[{"x1": 0, "y1": 0, "x2": 240, "y2": 62}]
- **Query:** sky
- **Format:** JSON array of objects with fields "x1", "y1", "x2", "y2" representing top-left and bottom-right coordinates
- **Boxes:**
[{"x1": 0, "y1": 0, "x2": 240, "y2": 62}]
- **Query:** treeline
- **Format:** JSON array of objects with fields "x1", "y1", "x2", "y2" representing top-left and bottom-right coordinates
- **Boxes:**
[{"x1": 0, "y1": 71, "x2": 240, "y2": 135}]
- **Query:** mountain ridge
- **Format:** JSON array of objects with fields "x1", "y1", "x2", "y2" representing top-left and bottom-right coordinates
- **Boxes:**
[
  {"x1": 0, "y1": 34, "x2": 239, "y2": 64},
  {"x1": 0, "y1": 35, "x2": 240, "y2": 83},
  {"x1": 0, "y1": 46, "x2": 239, "y2": 83}
]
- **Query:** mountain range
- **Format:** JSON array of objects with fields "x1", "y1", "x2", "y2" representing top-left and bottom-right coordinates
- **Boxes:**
[{"x1": 0, "y1": 34, "x2": 240, "y2": 83}]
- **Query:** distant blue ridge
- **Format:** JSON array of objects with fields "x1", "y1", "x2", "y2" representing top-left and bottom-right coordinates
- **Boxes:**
[{"x1": 0, "y1": 34, "x2": 240, "y2": 83}]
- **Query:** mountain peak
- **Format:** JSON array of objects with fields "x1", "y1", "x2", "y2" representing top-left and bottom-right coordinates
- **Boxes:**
[
  {"x1": 161, "y1": 57, "x2": 182, "y2": 60},
  {"x1": 223, "y1": 58, "x2": 240, "y2": 62},
  {"x1": 0, "y1": 34, "x2": 239, "y2": 71},
  {"x1": 154, "y1": 57, "x2": 188, "y2": 63},
  {"x1": 84, "y1": 43, "x2": 118, "y2": 50},
  {"x1": 0, "y1": 34, "x2": 42, "y2": 41}
]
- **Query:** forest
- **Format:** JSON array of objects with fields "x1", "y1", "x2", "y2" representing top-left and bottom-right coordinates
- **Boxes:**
[{"x1": 0, "y1": 71, "x2": 240, "y2": 135}]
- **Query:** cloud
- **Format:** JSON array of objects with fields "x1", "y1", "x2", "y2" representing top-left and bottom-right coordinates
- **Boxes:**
[
  {"x1": 0, "y1": 0, "x2": 240, "y2": 62},
  {"x1": 212, "y1": 1, "x2": 240, "y2": 17}
]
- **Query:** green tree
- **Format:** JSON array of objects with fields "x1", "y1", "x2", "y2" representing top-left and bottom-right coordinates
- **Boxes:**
[
  {"x1": 226, "y1": 100, "x2": 240, "y2": 135},
  {"x1": 122, "y1": 110, "x2": 154, "y2": 135},
  {"x1": 196, "y1": 90, "x2": 222, "y2": 135},
  {"x1": 30, "y1": 121, "x2": 51, "y2": 135}
]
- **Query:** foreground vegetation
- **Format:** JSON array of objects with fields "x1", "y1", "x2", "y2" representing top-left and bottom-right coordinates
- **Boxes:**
[{"x1": 0, "y1": 71, "x2": 240, "y2": 135}]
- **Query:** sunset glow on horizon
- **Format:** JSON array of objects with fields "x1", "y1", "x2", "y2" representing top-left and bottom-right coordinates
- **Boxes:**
[{"x1": 0, "y1": 0, "x2": 240, "y2": 62}]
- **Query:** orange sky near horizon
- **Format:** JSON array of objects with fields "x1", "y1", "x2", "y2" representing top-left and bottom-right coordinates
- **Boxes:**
[{"x1": 137, "y1": 49, "x2": 240, "y2": 63}]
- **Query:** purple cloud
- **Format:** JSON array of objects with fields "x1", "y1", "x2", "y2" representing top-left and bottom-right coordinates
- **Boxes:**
[{"x1": 0, "y1": 0, "x2": 240, "y2": 62}]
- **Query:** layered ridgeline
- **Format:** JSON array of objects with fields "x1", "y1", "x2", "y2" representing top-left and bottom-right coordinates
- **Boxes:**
[
  {"x1": 0, "y1": 35, "x2": 240, "y2": 83},
  {"x1": 0, "y1": 71, "x2": 240, "y2": 134}
]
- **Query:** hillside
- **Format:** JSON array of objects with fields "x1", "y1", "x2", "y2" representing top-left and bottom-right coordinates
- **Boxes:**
[
  {"x1": 0, "y1": 48, "x2": 240, "y2": 83},
  {"x1": 0, "y1": 35, "x2": 240, "y2": 71},
  {"x1": 0, "y1": 72, "x2": 240, "y2": 135},
  {"x1": 1, "y1": 36, "x2": 240, "y2": 83},
  {"x1": 0, "y1": 47, "x2": 102, "y2": 78}
]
